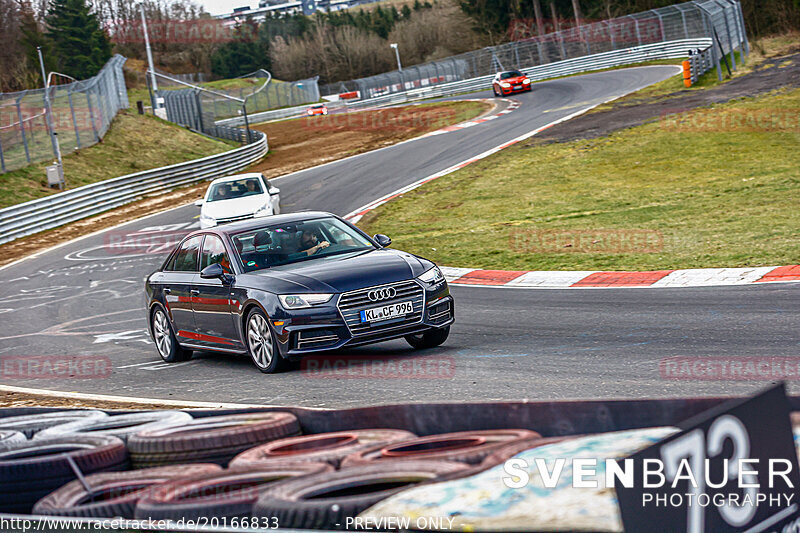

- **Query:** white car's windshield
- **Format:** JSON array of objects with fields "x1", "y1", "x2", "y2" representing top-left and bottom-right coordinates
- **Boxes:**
[
  {"x1": 233, "y1": 217, "x2": 375, "y2": 272},
  {"x1": 207, "y1": 178, "x2": 263, "y2": 202}
]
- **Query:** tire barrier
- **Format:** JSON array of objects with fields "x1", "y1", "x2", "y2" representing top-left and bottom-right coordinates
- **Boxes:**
[
  {"x1": 34, "y1": 411, "x2": 193, "y2": 443},
  {"x1": 341, "y1": 429, "x2": 540, "y2": 467},
  {"x1": 252, "y1": 461, "x2": 469, "y2": 530},
  {"x1": 479, "y1": 435, "x2": 577, "y2": 470},
  {"x1": 0, "y1": 435, "x2": 128, "y2": 514},
  {"x1": 0, "y1": 410, "x2": 108, "y2": 438},
  {"x1": 128, "y1": 412, "x2": 301, "y2": 468},
  {"x1": 134, "y1": 463, "x2": 333, "y2": 522},
  {"x1": 229, "y1": 429, "x2": 417, "y2": 469},
  {"x1": 0, "y1": 430, "x2": 27, "y2": 451},
  {"x1": 31, "y1": 463, "x2": 221, "y2": 519},
  {"x1": 359, "y1": 428, "x2": 679, "y2": 531}
]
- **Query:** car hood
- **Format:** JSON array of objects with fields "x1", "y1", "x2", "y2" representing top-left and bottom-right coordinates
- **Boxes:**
[
  {"x1": 202, "y1": 195, "x2": 268, "y2": 219},
  {"x1": 237, "y1": 249, "x2": 433, "y2": 293},
  {"x1": 501, "y1": 76, "x2": 527, "y2": 83}
]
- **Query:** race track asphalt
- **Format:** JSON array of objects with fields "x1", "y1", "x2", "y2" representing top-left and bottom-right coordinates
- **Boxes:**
[{"x1": 1, "y1": 65, "x2": 797, "y2": 407}]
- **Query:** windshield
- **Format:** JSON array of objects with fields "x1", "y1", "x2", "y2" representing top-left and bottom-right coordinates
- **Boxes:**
[
  {"x1": 232, "y1": 217, "x2": 375, "y2": 272},
  {"x1": 500, "y1": 71, "x2": 524, "y2": 79},
  {"x1": 207, "y1": 178, "x2": 263, "y2": 202}
]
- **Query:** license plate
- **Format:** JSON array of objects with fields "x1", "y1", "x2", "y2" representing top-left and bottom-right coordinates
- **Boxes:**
[
  {"x1": 360, "y1": 300, "x2": 413, "y2": 323},
  {"x1": 513, "y1": 85, "x2": 522, "y2": 89}
]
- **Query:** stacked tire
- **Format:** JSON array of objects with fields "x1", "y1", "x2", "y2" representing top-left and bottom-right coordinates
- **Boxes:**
[
  {"x1": 32, "y1": 464, "x2": 221, "y2": 518},
  {"x1": 128, "y1": 412, "x2": 301, "y2": 467},
  {"x1": 0, "y1": 435, "x2": 128, "y2": 514},
  {"x1": 0, "y1": 409, "x2": 546, "y2": 529}
]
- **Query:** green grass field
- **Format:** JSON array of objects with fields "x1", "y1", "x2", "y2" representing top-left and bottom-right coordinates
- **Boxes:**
[
  {"x1": 360, "y1": 88, "x2": 800, "y2": 270},
  {"x1": 0, "y1": 110, "x2": 233, "y2": 209}
]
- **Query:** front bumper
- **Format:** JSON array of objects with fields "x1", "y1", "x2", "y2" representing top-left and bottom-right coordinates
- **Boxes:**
[
  {"x1": 501, "y1": 85, "x2": 532, "y2": 94},
  {"x1": 271, "y1": 281, "x2": 454, "y2": 358}
]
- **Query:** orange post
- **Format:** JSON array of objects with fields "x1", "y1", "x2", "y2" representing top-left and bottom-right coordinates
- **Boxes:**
[{"x1": 682, "y1": 60, "x2": 692, "y2": 88}]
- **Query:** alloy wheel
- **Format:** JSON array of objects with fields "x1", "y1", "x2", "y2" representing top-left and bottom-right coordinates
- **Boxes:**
[
  {"x1": 153, "y1": 309, "x2": 172, "y2": 360},
  {"x1": 248, "y1": 313, "x2": 274, "y2": 369}
]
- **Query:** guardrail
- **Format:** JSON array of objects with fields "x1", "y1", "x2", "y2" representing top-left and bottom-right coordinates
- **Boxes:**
[
  {"x1": 689, "y1": 46, "x2": 716, "y2": 83},
  {"x1": 225, "y1": 39, "x2": 712, "y2": 126},
  {"x1": 0, "y1": 132, "x2": 268, "y2": 245}
]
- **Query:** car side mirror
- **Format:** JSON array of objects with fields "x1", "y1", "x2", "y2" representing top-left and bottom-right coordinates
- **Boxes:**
[
  {"x1": 373, "y1": 234, "x2": 392, "y2": 247},
  {"x1": 194, "y1": 199, "x2": 204, "y2": 207},
  {"x1": 268, "y1": 187, "x2": 280, "y2": 196},
  {"x1": 200, "y1": 263, "x2": 227, "y2": 280}
]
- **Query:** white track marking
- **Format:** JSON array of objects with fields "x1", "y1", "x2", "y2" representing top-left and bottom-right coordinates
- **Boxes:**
[{"x1": 0, "y1": 383, "x2": 290, "y2": 409}]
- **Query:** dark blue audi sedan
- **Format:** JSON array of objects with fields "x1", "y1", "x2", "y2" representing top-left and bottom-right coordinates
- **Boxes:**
[{"x1": 145, "y1": 211, "x2": 454, "y2": 373}]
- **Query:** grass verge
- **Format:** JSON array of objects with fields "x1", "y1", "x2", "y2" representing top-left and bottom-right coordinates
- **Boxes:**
[
  {"x1": 359, "y1": 88, "x2": 800, "y2": 271},
  {"x1": 0, "y1": 110, "x2": 234, "y2": 210}
]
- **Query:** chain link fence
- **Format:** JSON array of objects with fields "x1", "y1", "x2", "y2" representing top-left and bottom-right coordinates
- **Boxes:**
[
  {"x1": 152, "y1": 69, "x2": 318, "y2": 144},
  {"x1": 321, "y1": 0, "x2": 747, "y2": 99},
  {"x1": 0, "y1": 55, "x2": 128, "y2": 174},
  {"x1": 153, "y1": 71, "x2": 320, "y2": 123}
]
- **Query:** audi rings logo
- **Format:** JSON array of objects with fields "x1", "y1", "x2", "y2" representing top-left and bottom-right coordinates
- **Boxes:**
[{"x1": 368, "y1": 287, "x2": 397, "y2": 301}]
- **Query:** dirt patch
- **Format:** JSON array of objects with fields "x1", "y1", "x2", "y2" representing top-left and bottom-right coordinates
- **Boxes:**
[
  {"x1": 250, "y1": 102, "x2": 493, "y2": 178},
  {"x1": 0, "y1": 101, "x2": 491, "y2": 269},
  {"x1": 529, "y1": 52, "x2": 800, "y2": 146},
  {"x1": 0, "y1": 390, "x2": 197, "y2": 411}
]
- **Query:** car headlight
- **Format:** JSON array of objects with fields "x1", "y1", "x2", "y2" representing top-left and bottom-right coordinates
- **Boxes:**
[
  {"x1": 522, "y1": 78, "x2": 531, "y2": 84},
  {"x1": 417, "y1": 266, "x2": 445, "y2": 286},
  {"x1": 199, "y1": 213, "x2": 216, "y2": 226},
  {"x1": 500, "y1": 82, "x2": 511, "y2": 88},
  {"x1": 278, "y1": 294, "x2": 334, "y2": 309}
]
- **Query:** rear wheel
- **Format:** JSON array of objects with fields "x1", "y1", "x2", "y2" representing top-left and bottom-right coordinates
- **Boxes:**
[
  {"x1": 246, "y1": 308, "x2": 284, "y2": 374},
  {"x1": 151, "y1": 307, "x2": 192, "y2": 363},
  {"x1": 405, "y1": 326, "x2": 450, "y2": 349}
]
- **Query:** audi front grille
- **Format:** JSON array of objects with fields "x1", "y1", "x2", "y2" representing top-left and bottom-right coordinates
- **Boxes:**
[{"x1": 337, "y1": 280, "x2": 425, "y2": 337}]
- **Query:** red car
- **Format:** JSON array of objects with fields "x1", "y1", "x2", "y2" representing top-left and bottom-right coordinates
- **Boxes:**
[
  {"x1": 307, "y1": 103, "x2": 328, "y2": 116},
  {"x1": 492, "y1": 70, "x2": 532, "y2": 97}
]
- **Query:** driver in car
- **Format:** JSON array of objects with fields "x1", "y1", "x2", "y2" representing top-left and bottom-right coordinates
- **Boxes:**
[
  {"x1": 215, "y1": 183, "x2": 232, "y2": 200},
  {"x1": 297, "y1": 229, "x2": 330, "y2": 256},
  {"x1": 245, "y1": 179, "x2": 259, "y2": 193}
]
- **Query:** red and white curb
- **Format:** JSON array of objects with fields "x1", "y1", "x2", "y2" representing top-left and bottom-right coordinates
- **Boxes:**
[
  {"x1": 418, "y1": 99, "x2": 521, "y2": 138},
  {"x1": 439, "y1": 265, "x2": 800, "y2": 288}
]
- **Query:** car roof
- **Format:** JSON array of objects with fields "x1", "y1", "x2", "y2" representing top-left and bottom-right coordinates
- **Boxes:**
[
  {"x1": 199, "y1": 211, "x2": 337, "y2": 237},
  {"x1": 207, "y1": 173, "x2": 264, "y2": 186}
]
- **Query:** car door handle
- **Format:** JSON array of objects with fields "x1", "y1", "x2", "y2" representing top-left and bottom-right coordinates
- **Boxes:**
[{"x1": 190, "y1": 289, "x2": 200, "y2": 296}]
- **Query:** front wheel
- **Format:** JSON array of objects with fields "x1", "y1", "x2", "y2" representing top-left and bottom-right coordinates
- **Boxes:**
[
  {"x1": 151, "y1": 307, "x2": 192, "y2": 363},
  {"x1": 246, "y1": 308, "x2": 284, "y2": 374},
  {"x1": 405, "y1": 326, "x2": 450, "y2": 350}
]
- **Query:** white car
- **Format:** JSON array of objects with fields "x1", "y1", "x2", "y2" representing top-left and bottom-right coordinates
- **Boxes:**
[{"x1": 196, "y1": 173, "x2": 280, "y2": 229}]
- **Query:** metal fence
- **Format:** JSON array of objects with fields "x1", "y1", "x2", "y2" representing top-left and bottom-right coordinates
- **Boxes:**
[
  {"x1": 0, "y1": 55, "x2": 128, "y2": 174},
  {"x1": 154, "y1": 71, "x2": 320, "y2": 126},
  {"x1": 321, "y1": 0, "x2": 747, "y2": 99},
  {"x1": 0, "y1": 131, "x2": 268, "y2": 245}
]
